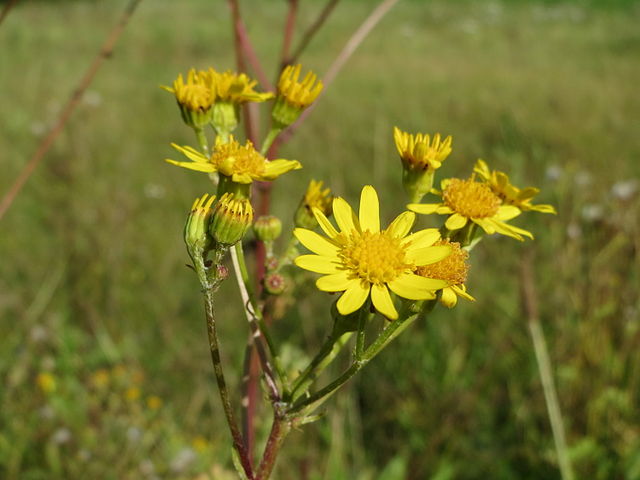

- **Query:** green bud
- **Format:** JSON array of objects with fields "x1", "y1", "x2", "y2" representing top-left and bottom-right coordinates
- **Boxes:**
[
  {"x1": 210, "y1": 193, "x2": 253, "y2": 246},
  {"x1": 253, "y1": 215, "x2": 283, "y2": 242},
  {"x1": 211, "y1": 101, "x2": 239, "y2": 136},
  {"x1": 271, "y1": 96, "x2": 303, "y2": 129},
  {"x1": 184, "y1": 193, "x2": 216, "y2": 253},
  {"x1": 179, "y1": 103, "x2": 213, "y2": 130}
]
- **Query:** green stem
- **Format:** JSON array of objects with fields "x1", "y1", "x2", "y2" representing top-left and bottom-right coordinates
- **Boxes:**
[
  {"x1": 288, "y1": 331, "x2": 353, "y2": 402},
  {"x1": 288, "y1": 307, "x2": 423, "y2": 416},
  {"x1": 260, "y1": 127, "x2": 282, "y2": 156},
  {"x1": 192, "y1": 250, "x2": 253, "y2": 480},
  {"x1": 355, "y1": 307, "x2": 369, "y2": 359},
  {"x1": 231, "y1": 243, "x2": 286, "y2": 396},
  {"x1": 528, "y1": 318, "x2": 575, "y2": 480}
]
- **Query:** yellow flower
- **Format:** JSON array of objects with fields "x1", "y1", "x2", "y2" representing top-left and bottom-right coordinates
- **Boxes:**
[
  {"x1": 36, "y1": 372, "x2": 56, "y2": 394},
  {"x1": 393, "y1": 127, "x2": 452, "y2": 172},
  {"x1": 408, "y1": 177, "x2": 534, "y2": 241},
  {"x1": 166, "y1": 136, "x2": 301, "y2": 184},
  {"x1": 277, "y1": 64, "x2": 323, "y2": 108},
  {"x1": 163, "y1": 69, "x2": 214, "y2": 112},
  {"x1": 295, "y1": 180, "x2": 333, "y2": 229},
  {"x1": 473, "y1": 159, "x2": 556, "y2": 214},
  {"x1": 90, "y1": 369, "x2": 110, "y2": 389},
  {"x1": 125, "y1": 387, "x2": 141, "y2": 402},
  {"x1": 208, "y1": 68, "x2": 274, "y2": 104},
  {"x1": 294, "y1": 185, "x2": 451, "y2": 320},
  {"x1": 416, "y1": 240, "x2": 474, "y2": 308},
  {"x1": 273, "y1": 64, "x2": 323, "y2": 127},
  {"x1": 146, "y1": 395, "x2": 162, "y2": 410}
]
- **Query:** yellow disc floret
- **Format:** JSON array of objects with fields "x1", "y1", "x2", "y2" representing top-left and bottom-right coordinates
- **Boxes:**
[
  {"x1": 340, "y1": 231, "x2": 411, "y2": 285},
  {"x1": 443, "y1": 178, "x2": 501, "y2": 219},
  {"x1": 416, "y1": 240, "x2": 468, "y2": 285},
  {"x1": 211, "y1": 138, "x2": 266, "y2": 179}
]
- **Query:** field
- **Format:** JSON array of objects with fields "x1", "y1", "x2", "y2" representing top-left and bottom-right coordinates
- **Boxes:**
[{"x1": 1, "y1": 0, "x2": 640, "y2": 478}]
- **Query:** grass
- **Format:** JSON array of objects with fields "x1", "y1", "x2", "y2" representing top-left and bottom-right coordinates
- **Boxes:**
[{"x1": 1, "y1": 0, "x2": 640, "y2": 478}]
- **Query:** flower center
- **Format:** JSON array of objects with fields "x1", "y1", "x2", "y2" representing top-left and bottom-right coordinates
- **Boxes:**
[
  {"x1": 180, "y1": 84, "x2": 213, "y2": 111},
  {"x1": 339, "y1": 231, "x2": 411, "y2": 285},
  {"x1": 213, "y1": 141, "x2": 266, "y2": 177},
  {"x1": 416, "y1": 240, "x2": 469, "y2": 285},
  {"x1": 443, "y1": 178, "x2": 501, "y2": 218}
]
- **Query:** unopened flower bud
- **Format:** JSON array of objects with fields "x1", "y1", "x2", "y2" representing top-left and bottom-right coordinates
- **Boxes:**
[
  {"x1": 253, "y1": 215, "x2": 283, "y2": 242},
  {"x1": 264, "y1": 273, "x2": 286, "y2": 295},
  {"x1": 210, "y1": 193, "x2": 253, "y2": 246},
  {"x1": 272, "y1": 64, "x2": 323, "y2": 129},
  {"x1": 184, "y1": 194, "x2": 216, "y2": 252}
]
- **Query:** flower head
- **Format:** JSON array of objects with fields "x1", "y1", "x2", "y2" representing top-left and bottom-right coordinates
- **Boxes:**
[
  {"x1": 394, "y1": 127, "x2": 452, "y2": 202},
  {"x1": 166, "y1": 136, "x2": 301, "y2": 185},
  {"x1": 473, "y1": 159, "x2": 556, "y2": 214},
  {"x1": 163, "y1": 69, "x2": 215, "y2": 128},
  {"x1": 295, "y1": 180, "x2": 333, "y2": 229},
  {"x1": 294, "y1": 185, "x2": 451, "y2": 320},
  {"x1": 416, "y1": 239, "x2": 474, "y2": 308},
  {"x1": 210, "y1": 193, "x2": 254, "y2": 246},
  {"x1": 208, "y1": 68, "x2": 274, "y2": 104},
  {"x1": 408, "y1": 177, "x2": 534, "y2": 241},
  {"x1": 184, "y1": 193, "x2": 216, "y2": 253},
  {"x1": 273, "y1": 64, "x2": 323, "y2": 127}
]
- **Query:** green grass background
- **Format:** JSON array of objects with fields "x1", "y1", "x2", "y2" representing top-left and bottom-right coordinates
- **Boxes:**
[{"x1": 1, "y1": 0, "x2": 640, "y2": 478}]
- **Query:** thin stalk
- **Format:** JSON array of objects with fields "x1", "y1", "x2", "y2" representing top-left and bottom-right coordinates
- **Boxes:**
[
  {"x1": 192, "y1": 251, "x2": 253, "y2": 480},
  {"x1": 231, "y1": 244, "x2": 282, "y2": 400},
  {"x1": 289, "y1": 331, "x2": 353, "y2": 402},
  {"x1": 289, "y1": 308, "x2": 421, "y2": 416},
  {"x1": 256, "y1": 415, "x2": 291, "y2": 480},
  {"x1": 287, "y1": 0, "x2": 341, "y2": 66},
  {"x1": 521, "y1": 252, "x2": 574, "y2": 480},
  {"x1": 279, "y1": 0, "x2": 299, "y2": 70},
  {"x1": 0, "y1": 0, "x2": 19, "y2": 27},
  {"x1": 355, "y1": 308, "x2": 369, "y2": 359},
  {"x1": 0, "y1": 0, "x2": 144, "y2": 222},
  {"x1": 260, "y1": 128, "x2": 282, "y2": 157},
  {"x1": 194, "y1": 127, "x2": 209, "y2": 156}
]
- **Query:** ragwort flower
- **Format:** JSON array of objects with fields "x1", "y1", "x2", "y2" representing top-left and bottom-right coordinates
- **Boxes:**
[
  {"x1": 162, "y1": 69, "x2": 215, "y2": 128},
  {"x1": 294, "y1": 179, "x2": 333, "y2": 229},
  {"x1": 272, "y1": 64, "x2": 323, "y2": 127},
  {"x1": 294, "y1": 185, "x2": 451, "y2": 320},
  {"x1": 166, "y1": 136, "x2": 301, "y2": 184},
  {"x1": 408, "y1": 177, "x2": 533, "y2": 241},
  {"x1": 208, "y1": 68, "x2": 274, "y2": 104},
  {"x1": 416, "y1": 239, "x2": 474, "y2": 308},
  {"x1": 473, "y1": 159, "x2": 556, "y2": 214}
]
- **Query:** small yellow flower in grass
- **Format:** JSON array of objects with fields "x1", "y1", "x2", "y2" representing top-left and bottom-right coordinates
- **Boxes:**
[
  {"x1": 408, "y1": 177, "x2": 534, "y2": 241},
  {"x1": 36, "y1": 372, "x2": 56, "y2": 394},
  {"x1": 294, "y1": 185, "x2": 451, "y2": 320},
  {"x1": 273, "y1": 64, "x2": 323, "y2": 127},
  {"x1": 295, "y1": 179, "x2": 333, "y2": 229},
  {"x1": 416, "y1": 239, "x2": 474, "y2": 308},
  {"x1": 162, "y1": 69, "x2": 214, "y2": 128},
  {"x1": 166, "y1": 136, "x2": 301, "y2": 186},
  {"x1": 473, "y1": 159, "x2": 556, "y2": 214},
  {"x1": 146, "y1": 395, "x2": 162, "y2": 410},
  {"x1": 125, "y1": 387, "x2": 141, "y2": 402},
  {"x1": 394, "y1": 127, "x2": 453, "y2": 202},
  {"x1": 192, "y1": 436, "x2": 209, "y2": 453},
  {"x1": 90, "y1": 368, "x2": 110, "y2": 389}
]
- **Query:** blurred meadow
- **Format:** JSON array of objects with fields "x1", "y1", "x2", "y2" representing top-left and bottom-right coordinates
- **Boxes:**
[{"x1": 1, "y1": 0, "x2": 640, "y2": 478}]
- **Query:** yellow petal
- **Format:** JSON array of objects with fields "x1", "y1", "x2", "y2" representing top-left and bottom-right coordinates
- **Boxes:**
[
  {"x1": 165, "y1": 159, "x2": 216, "y2": 173},
  {"x1": 317, "y1": 271, "x2": 352, "y2": 292},
  {"x1": 171, "y1": 143, "x2": 208, "y2": 164},
  {"x1": 451, "y1": 284, "x2": 475, "y2": 302},
  {"x1": 445, "y1": 213, "x2": 467, "y2": 230},
  {"x1": 261, "y1": 159, "x2": 302, "y2": 180},
  {"x1": 371, "y1": 284, "x2": 398, "y2": 320},
  {"x1": 495, "y1": 205, "x2": 521, "y2": 221},
  {"x1": 440, "y1": 287, "x2": 458, "y2": 308},
  {"x1": 386, "y1": 211, "x2": 415, "y2": 238},
  {"x1": 294, "y1": 228, "x2": 340, "y2": 257},
  {"x1": 231, "y1": 172, "x2": 254, "y2": 184},
  {"x1": 312, "y1": 207, "x2": 339, "y2": 238},
  {"x1": 336, "y1": 280, "x2": 370, "y2": 316},
  {"x1": 388, "y1": 272, "x2": 443, "y2": 300},
  {"x1": 474, "y1": 218, "x2": 496, "y2": 235},
  {"x1": 333, "y1": 197, "x2": 358, "y2": 233},
  {"x1": 406, "y1": 245, "x2": 452, "y2": 266},
  {"x1": 491, "y1": 219, "x2": 534, "y2": 241},
  {"x1": 359, "y1": 185, "x2": 380, "y2": 233},
  {"x1": 295, "y1": 255, "x2": 341, "y2": 274},
  {"x1": 402, "y1": 228, "x2": 440, "y2": 249},
  {"x1": 407, "y1": 203, "x2": 441, "y2": 215}
]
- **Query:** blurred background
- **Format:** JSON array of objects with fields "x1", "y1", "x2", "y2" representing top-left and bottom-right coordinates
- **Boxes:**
[{"x1": 1, "y1": 0, "x2": 639, "y2": 478}]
